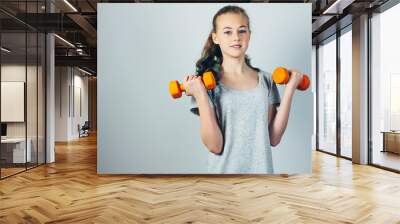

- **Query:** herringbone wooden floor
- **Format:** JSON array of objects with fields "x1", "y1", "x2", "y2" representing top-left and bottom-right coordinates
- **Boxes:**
[{"x1": 1, "y1": 134, "x2": 400, "y2": 224}]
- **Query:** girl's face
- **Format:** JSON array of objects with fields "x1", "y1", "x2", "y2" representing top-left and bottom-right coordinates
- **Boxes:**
[{"x1": 212, "y1": 12, "x2": 250, "y2": 59}]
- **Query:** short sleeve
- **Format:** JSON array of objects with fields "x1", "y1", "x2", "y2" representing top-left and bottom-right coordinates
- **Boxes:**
[
  {"x1": 189, "y1": 92, "x2": 215, "y2": 116},
  {"x1": 263, "y1": 71, "x2": 281, "y2": 105}
]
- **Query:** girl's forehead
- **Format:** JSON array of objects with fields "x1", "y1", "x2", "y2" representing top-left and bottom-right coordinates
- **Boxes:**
[{"x1": 215, "y1": 13, "x2": 249, "y2": 28}]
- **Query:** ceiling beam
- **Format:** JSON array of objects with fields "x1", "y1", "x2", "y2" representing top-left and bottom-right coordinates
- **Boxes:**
[
  {"x1": 67, "y1": 13, "x2": 97, "y2": 45},
  {"x1": 322, "y1": 0, "x2": 356, "y2": 14},
  {"x1": 55, "y1": 55, "x2": 96, "y2": 69}
]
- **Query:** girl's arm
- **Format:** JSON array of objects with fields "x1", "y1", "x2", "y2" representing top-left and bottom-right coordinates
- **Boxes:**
[
  {"x1": 195, "y1": 92, "x2": 224, "y2": 154},
  {"x1": 183, "y1": 75, "x2": 223, "y2": 154},
  {"x1": 268, "y1": 70, "x2": 303, "y2": 146}
]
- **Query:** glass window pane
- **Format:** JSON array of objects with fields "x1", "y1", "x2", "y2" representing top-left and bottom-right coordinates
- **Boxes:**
[
  {"x1": 38, "y1": 32, "x2": 45, "y2": 165},
  {"x1": 340, "y1": 28, "x2": 352, "y2": 158},
  {"x1": 0, "y1": 1, "x2": 46, "y2": 179},
  {"x1": 312, "y1": 46, "x2": 317, "y2": 150},
  {"x1": 27, "y1": 31, "x2": 38, "y2": 169},
  {"x1": 1, "y1": 32, "x2": 27, "y2": 178},
  {"x1": 318, "y1": 36, "x2": 337, "y2": 154},
  {"x1": 371, "y1": 3, "x2": 400, "y2": 171}
]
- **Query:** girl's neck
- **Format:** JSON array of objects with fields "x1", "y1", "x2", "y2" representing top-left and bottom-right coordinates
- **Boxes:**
[{"x1": 221, "y1": 56, "x2": 249, "y2": 76}]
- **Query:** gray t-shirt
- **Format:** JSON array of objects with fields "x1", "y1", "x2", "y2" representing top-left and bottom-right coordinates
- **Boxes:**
[{"x1": 190, "y1": 70, "x2": 281, "y2": 174}]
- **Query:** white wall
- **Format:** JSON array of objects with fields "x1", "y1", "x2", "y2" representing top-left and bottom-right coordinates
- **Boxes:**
[
  {"x1": 55, "y1": 66, "x2": 69, "y2": 141},
  {"x1": 55, "y1": 67, "x2": 89, "y2": 141},
  {"x1": 71, "y1": 72, "x2": 89, "y2": 138}
]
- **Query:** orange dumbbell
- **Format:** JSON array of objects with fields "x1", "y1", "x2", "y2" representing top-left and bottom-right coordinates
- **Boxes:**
[
  {"x1": 272, "y1": 67, "x2": 310, "y2": 91},
  {"x1": 169, "y1": 71, "x2": 216, "y2": 99}
]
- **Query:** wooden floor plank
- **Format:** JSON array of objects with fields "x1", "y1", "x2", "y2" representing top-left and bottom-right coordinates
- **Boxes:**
[{"x1": 0, "y1": 134, "x2": 400, "y2": 223}]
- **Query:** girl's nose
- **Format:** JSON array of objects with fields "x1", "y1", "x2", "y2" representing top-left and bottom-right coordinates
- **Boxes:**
[{"x1": 233, "y1": 31, "x2": 240, "y2": 41}]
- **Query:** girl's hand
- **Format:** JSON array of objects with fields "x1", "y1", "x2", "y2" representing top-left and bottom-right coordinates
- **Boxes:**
[
  {"x1": 182, "y1": 75, "x2": 207, "y2": 99},
  {"x1": 287, "y1": 69, "x2": 303, "y2": 88}
]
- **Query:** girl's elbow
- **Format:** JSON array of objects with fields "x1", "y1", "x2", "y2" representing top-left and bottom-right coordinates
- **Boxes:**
[
  {"x1": 202, "y1": 132, "x2": 223, "y2": 154},
  {"x1": 207, "y1": 142, "x2": 223, "y2": 154},
  {"x1": 270, "y1": 138, "x2": 281, "y2": 147}
]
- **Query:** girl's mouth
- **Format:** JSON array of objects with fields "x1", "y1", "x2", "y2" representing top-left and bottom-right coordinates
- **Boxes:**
[{"x1": 230, "y1": 44, "x2": 242, "y2": 49}]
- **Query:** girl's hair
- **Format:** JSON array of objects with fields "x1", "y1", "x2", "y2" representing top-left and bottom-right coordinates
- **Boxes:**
[{"x1": 196, "y1": 5, "x2": 259, "y2": 79}]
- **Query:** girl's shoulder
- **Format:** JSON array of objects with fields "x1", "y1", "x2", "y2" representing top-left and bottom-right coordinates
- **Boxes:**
[
  {"x1": 256, "y1": 68, "x2": 272, "y2": 78},
  {"x1": 257, "y1": 69, "x2": 273, "y2": 84},
  {"x1": 256, "y1": 69, "x2": 278, "y2": 93}
]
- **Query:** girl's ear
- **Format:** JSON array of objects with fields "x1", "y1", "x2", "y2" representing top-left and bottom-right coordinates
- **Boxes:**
[{"x1": 212, "y1": 32, "x2": 219, "y2": 45}]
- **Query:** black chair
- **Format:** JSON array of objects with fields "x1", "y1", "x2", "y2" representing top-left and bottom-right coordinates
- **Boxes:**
[{"x1": 78, "y1": 121, "x2": 90, "y2": 138}]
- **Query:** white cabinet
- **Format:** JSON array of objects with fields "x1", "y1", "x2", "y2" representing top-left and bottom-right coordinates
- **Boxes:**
[{"x1": 1, "y1": 138, "x2": 32, "y2": 163}]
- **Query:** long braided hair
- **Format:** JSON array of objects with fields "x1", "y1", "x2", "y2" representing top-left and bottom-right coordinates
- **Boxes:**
[{"x1": 196, "y1": 5, "x2": 259, "y2": 80}]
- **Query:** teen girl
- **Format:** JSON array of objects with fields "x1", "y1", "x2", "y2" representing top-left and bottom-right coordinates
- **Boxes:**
[{"x1": 183, "y1": 5, "x2": 303, "y2": 173}]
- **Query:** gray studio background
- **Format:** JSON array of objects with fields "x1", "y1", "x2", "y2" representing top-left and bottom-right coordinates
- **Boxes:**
[{"x1": 98, "y1": 3, "x2": 312, "y2": 174}]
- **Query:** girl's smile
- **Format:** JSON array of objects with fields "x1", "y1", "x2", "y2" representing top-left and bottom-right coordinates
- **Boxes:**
[{"x1": 230, "y1": 44, "x2": 242, "y2": 49}]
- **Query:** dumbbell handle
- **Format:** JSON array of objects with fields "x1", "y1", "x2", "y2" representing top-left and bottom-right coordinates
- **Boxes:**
[
  {"x1": 176, "y1": 76, "x2": 212, "y2": 91},
  {"x1": 169, "y1": 71, "x2": 216, "y2": 99},
  {"x1": 177, "y1": 83, "x2": 185, "y2": 91},
  {"x1": 173, "y1": 75, "x2": 214, "y2": 92}
]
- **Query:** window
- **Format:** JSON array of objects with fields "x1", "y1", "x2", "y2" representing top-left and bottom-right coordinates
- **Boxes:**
[
  {"x1": 317, "y1": 35, "x2": 337, "y2": 155},
  {"x1": 339, "y1": 27, "x2": 352, "y2": 158},
  {"x1": 371, "y1": 3, "x2": 400, "y2": 171}
]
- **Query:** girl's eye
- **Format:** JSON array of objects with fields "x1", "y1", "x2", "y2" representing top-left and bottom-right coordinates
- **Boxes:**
[
  {"x1": 239, "y1": 29, "x2": 247, "y2": 33},
  {"x1": 224, "y1": 31, "x2": 232, "y2": 35}
]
